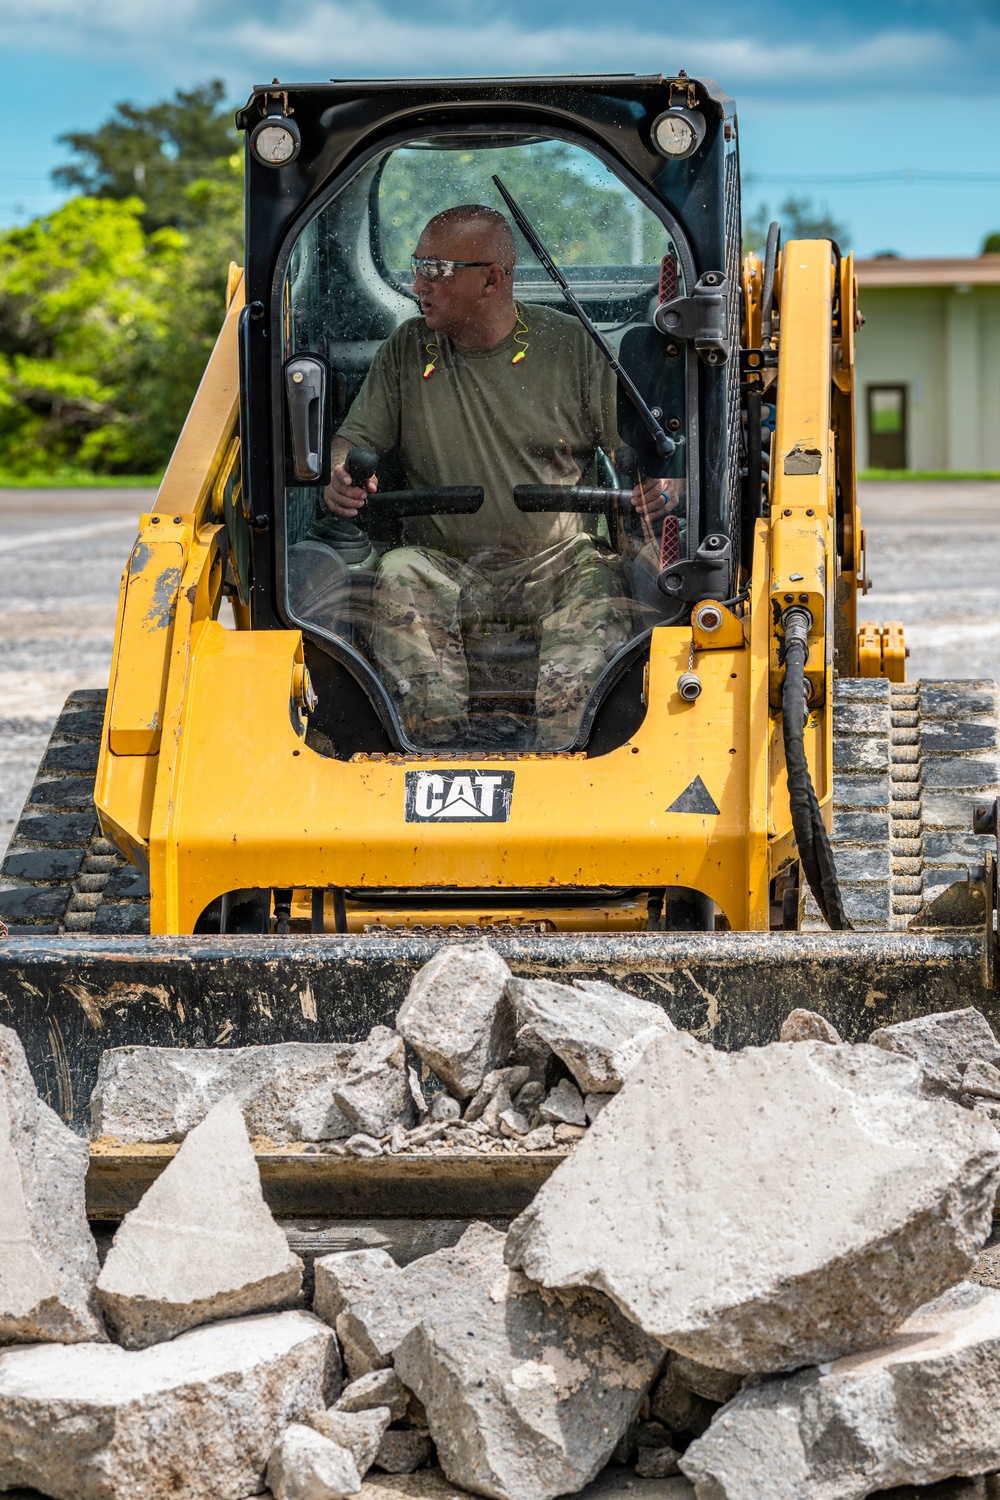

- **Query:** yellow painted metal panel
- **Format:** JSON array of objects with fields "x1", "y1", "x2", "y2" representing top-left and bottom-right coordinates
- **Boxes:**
[
  {"x1": 108, "y1": 523, "x2": 186, "y2": 755},
  {"x1": 147, "y1": 623, "x2": 762, "y2": 934},
  {"x1": 153, "y1": 278, "x2": 243, "y2": 524}
]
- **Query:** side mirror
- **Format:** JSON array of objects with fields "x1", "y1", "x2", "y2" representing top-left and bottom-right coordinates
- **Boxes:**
[{"x1": 284, "y1": 355, "x2": 329, "y2": 483}]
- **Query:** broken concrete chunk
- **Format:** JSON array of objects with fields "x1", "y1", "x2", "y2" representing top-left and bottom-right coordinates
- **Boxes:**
[
  {"x1": 669, "y1": 1351, "x2": 742, "y2": 1405},
  {"x1": 330, "y1": 1228, "x2": 546, "y2": 1382},
  {"x1": 395, "y1": 944, "x2": 515, "y2": 1099},
  {"x1": 268, "y1": 1422, "x2": 363, "y2": 1499},
  {"x1": 97, "y1": 1095, "x2": 303, "y2": 1349},
  {"x1": 521, "y1": 1124, "x2": 556, "y2": 1151},
  {"x1": 314, "y1": 1249, "x2": 400, "y2": 1330},
  {"x1": 0, "y1": 1309, "x2": 337, "y2": 1500},
  {"x1": 91, "y1": 1041, "x2": 358, "y2": 1144},
  {"x1": 0, "y1": 1024, "x2": 105, "y2": 1346},
  {"x1": 345, "y1": 1134, "x2": 385, "y2": 1157},
  {"x1": 964, "y1": 1058, "x2": 1000, "y2": 1101},
  {"x1": 464, "y1": 1065, "x2": 529, "y2": 1123},
  {"x1": 506, "y1": 1031, "x2": 1000, "y2": 1374},
  {"x1": 429, "y1": 1093, "x2": 460, "y2": 1123},
  {"x1": 635, "y1": 1445, "x2": 682, "y2": 1479},
  {"x1": 648, "y1": 1360, "x2": 716, "y2": 1438},
  {"x1": 289, "y1": 1083, "x2": 353, "y2": 1144},
  {"x1": 680, "y1": 1281, "x2": 1000, "y2": 1500},
  {"x1": 584, "y1": 1092, "x2": 613, "y2": 1123},
  {"x1": 513, "y1": 1080, "x2": 545, "y2": 1118},
  {"x1": 308, "y1": 1406, "x2": 392, "y2": 1476},
  {"x1": 374, "y1": 1428, "x2": 435, "y2": 1473},
  {"x1": 869, "y1": 1007, "x2": 1000, "y2": 1100},
  {"x1": 337, "y1": 1367, "x2": 411, "y2": 1422},
  {"x1": 333, "y1": 1027, "x2": 415, "y2": 1140},
  {"x1": 539, "y1": 1078, "x2": 586, "y2": 1126},
  {"x1": 499, "y1": 1108, "x2": 531, "y2": 1138},
  {"x1": 506, "y1": 976, "x2": 674, "y2": 1093},
  {"x1": 779, "y1": 1008, "x2": 842, "y2": 1044},
  {"x1": 393, "y1": 1222, "x2": 663, "y2": 1500},
  {"x1": 553, "y1": 1122, "x2": 586, "y2": 1144}
]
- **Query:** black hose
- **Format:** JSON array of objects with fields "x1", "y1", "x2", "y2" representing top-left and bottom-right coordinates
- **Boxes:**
[{"x1": 781, "y1": 609, "x2": 852, "y2": 931}]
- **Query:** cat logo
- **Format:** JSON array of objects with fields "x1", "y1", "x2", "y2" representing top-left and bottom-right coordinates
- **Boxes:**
[{"x1": 404, "y1": 769, "x2": 515, "y2": 823}]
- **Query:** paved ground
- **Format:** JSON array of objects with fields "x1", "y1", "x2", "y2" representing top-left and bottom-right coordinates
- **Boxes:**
[{"x1": 0, "y1": 481, "x2": 998, "y2": 862}]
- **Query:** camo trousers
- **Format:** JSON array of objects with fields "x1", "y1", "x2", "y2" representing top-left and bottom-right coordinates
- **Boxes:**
[{"x1": 373, "y1": 535, "x2": 630, "y2": 748}]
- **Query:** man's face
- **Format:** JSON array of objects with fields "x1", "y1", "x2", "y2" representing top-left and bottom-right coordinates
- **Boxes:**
[{"x1": 412, "y1": 221, "x2": 506, "y2": 342}]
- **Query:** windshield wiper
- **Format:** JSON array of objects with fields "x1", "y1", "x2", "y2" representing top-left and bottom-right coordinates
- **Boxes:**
[{"x1": 492, "y1": 174, "x2": 677, "y2": 459}]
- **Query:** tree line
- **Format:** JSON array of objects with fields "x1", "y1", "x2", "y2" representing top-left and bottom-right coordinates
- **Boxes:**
[{"x1": 0, "y1": 82, "x2": 862, "y2": 480}]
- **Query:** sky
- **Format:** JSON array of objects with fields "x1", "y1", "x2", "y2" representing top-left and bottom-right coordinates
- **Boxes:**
[{"x1": 3, "y1": 0, "x2": 1000, "y2": 257}]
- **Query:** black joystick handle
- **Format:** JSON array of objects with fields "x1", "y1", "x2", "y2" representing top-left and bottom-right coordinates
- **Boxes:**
[{"x1": 345, "y1": 446, "x2": 379, "y2": 487}]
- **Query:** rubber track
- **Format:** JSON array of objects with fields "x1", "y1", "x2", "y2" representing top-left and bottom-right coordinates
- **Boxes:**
[
  {"x1": 803, "y1": 677, "x2": 1000, "y2": 931},
  {"x1": 0, "y1": 689, "x2": 150, "y2": 936}
]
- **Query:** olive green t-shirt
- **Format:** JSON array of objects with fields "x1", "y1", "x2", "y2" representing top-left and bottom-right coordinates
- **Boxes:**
[{"x1": 337, "y1": 301, "x2": 620, "y2": 558}]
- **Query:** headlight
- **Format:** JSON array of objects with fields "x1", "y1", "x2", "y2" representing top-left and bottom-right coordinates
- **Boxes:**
[
  {"x1": 650, "y1": 109, "x2": 706, "y2": 160},
  {"x1": 250, "y1": 117, "x2": 301, "y2": 167}
]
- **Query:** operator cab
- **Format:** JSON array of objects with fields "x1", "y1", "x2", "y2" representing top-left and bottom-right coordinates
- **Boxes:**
[{"x1": 236, "y1": 78, "x2": 743, "y2": 758}]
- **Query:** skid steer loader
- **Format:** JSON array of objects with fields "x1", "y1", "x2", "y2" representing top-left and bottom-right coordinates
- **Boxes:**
[{"x1": 2, "y1": 74, "x2": 999, "y2": 1237}]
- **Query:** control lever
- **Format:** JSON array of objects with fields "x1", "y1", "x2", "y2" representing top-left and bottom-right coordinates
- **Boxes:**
[{"x1": 309, "y1": 445, "x2": 379, "y2": 568}]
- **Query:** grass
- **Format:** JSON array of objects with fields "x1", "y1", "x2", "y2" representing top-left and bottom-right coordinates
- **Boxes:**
[
  {"x1": 0, "y1": 469, "x2": 162, "y2": 488},
  {"x1": 858, "y1": 469, "x2": 1000, "y2": 481}
]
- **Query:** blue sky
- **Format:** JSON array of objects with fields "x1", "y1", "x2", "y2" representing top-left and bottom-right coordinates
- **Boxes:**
[{"x1": 4, "y1": 0, "x2": 1000, "y2": 256}]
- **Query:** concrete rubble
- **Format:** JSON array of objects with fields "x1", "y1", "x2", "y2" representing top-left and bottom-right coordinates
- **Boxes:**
[
  {"x1": 395, "y1": 942, "x2": 516, "y2": 1099},
  {"x1": 374, "y1": 1429, "x2": 435, "y2": 1473},
  {"x1": 0, "y1": 1309, "x2": 338, "y2": 1500},
  {"x1": 337, "y1": 1367, "x2": 412, "y2": 1422},
  {"x1": 390, "y1": 1223, "x2": 663, "y2": 1500},
  {"x1": 307, "y1": 1405, "x2": 393, "y2": 1474},
  {"x1": 17, "y1": 943, "x2": 1000, "y2": 1500},
  {"x1": 332, "y1": 1027, "x2": 415, "y2": 1139},
  {"x1": 869, "y1": 1007, "x2": 1000, "y2": 1101},
  {"x1": 0, "y1": 1023, "x2": 105, "y2": 1345},
  {"x1": 505, "y1": 1029, "x2": 1000, "y2": 1372},
  {"x1": 779, "y1": 1009, "x2": 842, "y2": 1044},
  {"x1": 97, "y1": 1095, "x2": 303, "y2": 1348},
  {"x1": 506, "y1": 976, "x2": 676, "y2": 1093},
  {"x1": 88, "y1": 948, "x2": 680, "y2": 1162},
  {"x1": 268, "y1": 1421, "x2": 365, "y2": 1499},
  {"x1": 91, "y1": 1041, "x2": 360, "y2": 1144},
  {"x1": 680, "y1": 1281, "x2": 1000, "y2": 1500}
]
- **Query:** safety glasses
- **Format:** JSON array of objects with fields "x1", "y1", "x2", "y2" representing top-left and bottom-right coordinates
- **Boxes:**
[{"x1": 410, "y1": 255, "x2": 511, "y2": 281}]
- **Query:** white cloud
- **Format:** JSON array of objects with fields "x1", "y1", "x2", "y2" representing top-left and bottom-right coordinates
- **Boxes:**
[{"x1": 0, "y1": 0, "x2": 985, "y2": 97}]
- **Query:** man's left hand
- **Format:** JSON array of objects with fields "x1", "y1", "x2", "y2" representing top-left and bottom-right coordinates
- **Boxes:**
[{"x1": 630, "y1": 477, "x2": 683, "y2": 524}]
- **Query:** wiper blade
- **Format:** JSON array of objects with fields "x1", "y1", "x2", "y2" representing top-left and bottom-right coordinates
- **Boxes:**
[{"x1": 492, "y1": 174, "x2": 676, "y2": 459}]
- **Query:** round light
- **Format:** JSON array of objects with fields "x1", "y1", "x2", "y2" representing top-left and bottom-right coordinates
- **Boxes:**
[
  {"x1": 651, "y1": 108, "x2": 706, "y2": 160},
  {"x1": 250, "y1": 117, "x2": 301, "y2": 167}
]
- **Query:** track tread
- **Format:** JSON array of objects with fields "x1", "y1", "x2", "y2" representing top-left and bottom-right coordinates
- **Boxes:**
[
  {"x1": 0, "y1": 689, "x2": 151, "y2": 936},
  {"x1": 803, "y1": 678, "x2": 1000, "y2": 932}
]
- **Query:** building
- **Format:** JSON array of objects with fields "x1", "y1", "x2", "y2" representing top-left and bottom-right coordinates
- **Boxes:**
[{"x1": 853, "y1": 256, "x2": 1000, "y2": 472}]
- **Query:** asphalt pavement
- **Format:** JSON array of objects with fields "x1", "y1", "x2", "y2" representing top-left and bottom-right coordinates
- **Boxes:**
[{"x1": 0, "y1": 481, "x2": 998, "y2": 861}]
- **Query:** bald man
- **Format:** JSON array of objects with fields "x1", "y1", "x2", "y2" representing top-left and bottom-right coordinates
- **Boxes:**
[{"x1": 320, "y1": 204, "x2": 666, "y2": 749}]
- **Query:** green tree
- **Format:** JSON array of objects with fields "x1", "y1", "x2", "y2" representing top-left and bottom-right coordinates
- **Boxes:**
[
  {"x1": 983, "y1": 232, "x2": 1000, "y2": 254},
  {"x1": 53, "y1": 80, "x2": 239, "y2": 232},
  {"x1": 743, "y1": 194, "x2": 850, "y2": 256},
  {"x1": 378, "y1": 142, "x2": 669, "y2": 270},
  {"x1": 0, "y1": 196, "x2": 183, "y2": 473}
]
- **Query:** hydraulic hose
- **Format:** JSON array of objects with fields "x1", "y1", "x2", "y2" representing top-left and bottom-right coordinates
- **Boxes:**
[{"x1": 781, "y1": 608, "x2": 853, "y2": 931}]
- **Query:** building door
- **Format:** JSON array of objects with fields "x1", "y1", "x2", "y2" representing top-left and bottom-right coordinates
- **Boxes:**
[{"x1": 867, "y1": 386, "x2": 907, "y2": 470}]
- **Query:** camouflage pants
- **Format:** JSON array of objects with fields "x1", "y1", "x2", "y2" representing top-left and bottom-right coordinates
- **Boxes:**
[{"x1": 373, "y1": 535, "x2": 630, "y2": 748}]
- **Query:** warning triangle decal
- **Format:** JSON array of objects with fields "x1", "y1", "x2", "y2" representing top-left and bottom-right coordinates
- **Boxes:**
[{"x1": 667, "y1": 776, "x2": 721, "y2": 816}]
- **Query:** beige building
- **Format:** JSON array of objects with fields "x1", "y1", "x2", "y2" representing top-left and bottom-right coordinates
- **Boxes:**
[{"x1": 854, "y1": 256, "x2": 1000, "y2": 472}]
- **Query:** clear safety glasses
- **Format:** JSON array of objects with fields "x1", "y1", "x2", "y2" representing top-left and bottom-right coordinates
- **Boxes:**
[{"x1": 410, "y1": 256, "x2": 511, "y2": 281}]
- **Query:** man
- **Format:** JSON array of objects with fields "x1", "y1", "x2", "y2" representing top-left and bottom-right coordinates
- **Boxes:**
[{"x1": 324, "y1": 203, "x2": 672, "y2": 749}]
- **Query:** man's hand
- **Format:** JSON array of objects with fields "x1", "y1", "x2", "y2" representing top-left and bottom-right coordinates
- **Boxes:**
[
  {"x1": 630, "y1": 477, "x2": 683, "y2": 524},
  {"x1": 323, "y1": 445, "x2": 378, "y2": 519}
]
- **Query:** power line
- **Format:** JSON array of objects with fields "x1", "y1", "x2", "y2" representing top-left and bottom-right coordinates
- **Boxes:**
[{"x1": 745, "y1": 169, "x2": 1000, "y2": 188}]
